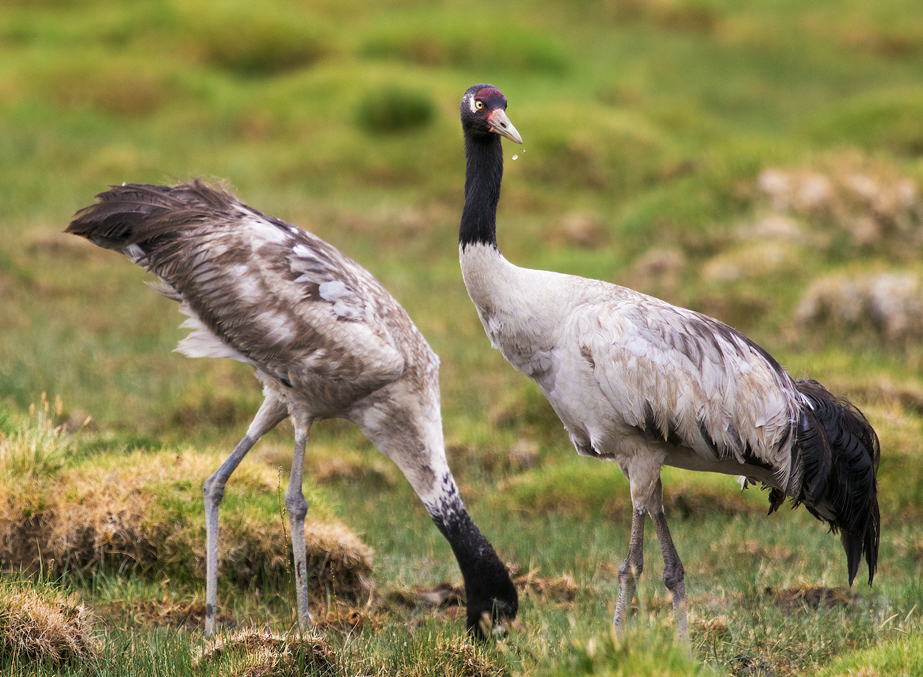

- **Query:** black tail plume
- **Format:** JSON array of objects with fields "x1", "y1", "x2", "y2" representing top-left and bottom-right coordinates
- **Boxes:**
[{"x1": 794, "y1": 379, "x2": 881, "y2": 585}]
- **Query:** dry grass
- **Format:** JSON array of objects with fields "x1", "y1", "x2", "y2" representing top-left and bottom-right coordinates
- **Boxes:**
[
  {"x1": 795, "y1": 270, "x2": 923, "y2": 345},
  {"x1": 766, "y1": 585, "x2": 853, "y2": 613},
  {"x1": 387, "y1": 581, "x2": 466, "y2": 611},
  {"x1": 385, "y1": 566, "x2": 577, "y2": 619},
  {"x1": 402, "y1": 638, "x2": 509, "y2": 677},
  {"x1": 192, "y1": 629, "x2": 339, "y2": 677},
  {"x1": 701, "y1": 242, "x2": 803, "y2": 284},
  {"x1": 0, "y1": 578, "x2": 98, "y2": 665},
  {"x1": 543, "y1": 212, "x2": 610, "y2": 250},
  {"x1": 509, "y1": 564, "x2": 578, "y2": 603},
  {"x1": 0, "y1": 449, "x2": 373, "y2": 600},
  {"x1": 753, "y1": 156, "x2": 923, "y2": 260},
  {"x1": 622, "y1": 247, "x2": 687, "y2": 301},
  {"x1": 100, "y1": 596, "x2": 212, "y2": 629},
  {"x1": 41, "y1": 63, "x2": 173, "y2": 118},
  {"x1": 193, "y1": 630, "x2": 507, "y2": 677},
  {"x1": 606, "y1": 0, "x2": 721, "y2": 35}
]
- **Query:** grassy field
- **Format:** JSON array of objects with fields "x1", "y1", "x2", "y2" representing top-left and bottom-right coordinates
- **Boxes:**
[{"x1": 2, "y1": 0, "x2": 923, "y2": 674}]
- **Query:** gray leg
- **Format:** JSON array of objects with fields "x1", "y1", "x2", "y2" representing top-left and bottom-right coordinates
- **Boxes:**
[
  {"x1": 286, "y1": 422, "x2": 312, "y2": 632},
  {"x1": 203, "y1": 396, "x2": 287, "y2": 636},
  {"x1": 613, "y1": 507, "x2": 646, "y2": 633},
  {"x1": 651, "y1": 509, "x2": 688, "y2": 639}
]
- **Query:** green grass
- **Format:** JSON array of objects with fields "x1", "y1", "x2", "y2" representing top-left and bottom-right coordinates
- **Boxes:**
[{"x1": 2, "y1": 0, "x2": 923, "y2": 674}]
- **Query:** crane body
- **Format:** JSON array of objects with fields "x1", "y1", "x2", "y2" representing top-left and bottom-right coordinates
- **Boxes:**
[
  {"x1": 67, "y1": 180, "x2": 518, "y2": 636},
  {"x1": 456, "y1": 84, "x2": 880, "y2": 636}
]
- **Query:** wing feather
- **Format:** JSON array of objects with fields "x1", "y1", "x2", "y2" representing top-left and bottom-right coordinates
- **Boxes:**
[
  {"x1": 69, "y1": 181, "x2": 406, "y2": 407},
  {"x1": 575, "y1": 291, "x2": 802, "y2": 472}
]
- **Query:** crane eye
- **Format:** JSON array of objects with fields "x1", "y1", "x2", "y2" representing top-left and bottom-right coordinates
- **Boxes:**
[{"x1": 475, "y1": 100, "x2": 484, "y2": 110}]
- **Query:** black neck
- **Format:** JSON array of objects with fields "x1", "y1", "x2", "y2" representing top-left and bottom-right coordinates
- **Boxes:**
[
  {"x1": 429, "y1": 477, "x2": 518, "y2": 632},
  {"x1": 459, "y1": 132, "x2": 504, "y2": 250}
]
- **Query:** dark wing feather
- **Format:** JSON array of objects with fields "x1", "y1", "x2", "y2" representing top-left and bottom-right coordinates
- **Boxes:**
[{"x1": 795, "y1": 379, "x2": 880, "y2": 585}]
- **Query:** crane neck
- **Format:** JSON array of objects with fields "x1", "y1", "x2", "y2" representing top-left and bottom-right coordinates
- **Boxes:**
[{"x1": 459, "y1": 132, "x2": 504, "y2": 251}]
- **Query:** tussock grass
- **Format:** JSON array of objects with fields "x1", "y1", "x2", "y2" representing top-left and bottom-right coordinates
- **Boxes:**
[
  {"x1": 355, "y1": 85, "x2": 436, "y2": 134},
  {"x1": 362, "y1": 16, "x2": 570, "y2": 74},
  {"x1": 753, "y1": 156, "x2": 923, "y2": 262},
  {"x1": 0, "y1": 575, "x2": 98, "y2": 666},
  {"x1": 179, "y1": 8, "x2": 332, "y2": 77},
  {"x1": 193, "y1": 629, "x2": 338, "y2": 677},
  {"x1": 0, "y1": 446, "x2": 372, "y2": 601},
  {"x1": 37, "y1": 59, "x2": 176, "y2": 119},
  {"x1": 381, "y1": 634, "x2": 510, "y2": 677},
  {"x1": 795, "y1": 270, "x2": 923, "y2": 346}
]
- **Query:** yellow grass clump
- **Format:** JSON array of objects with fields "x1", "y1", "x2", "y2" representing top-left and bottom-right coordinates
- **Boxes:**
[
  {"x1": 795, "y1": 270, "x2": 923, "y2": 345},
  {"x1": 0, "y1": 445, "x2": 373, "y2": 601},
  {"x1": 408, "y1": 638, "x2": 509, "y2": 677},
  {"x1": 192, "y1": 629, "x2": 338, "y2": 677},
  {"x1": 0, "y1": 578, "x2": 98, "y2": 665},
  {"x1": 754, "y1": 156, "x2": 923, "y2": 259}
]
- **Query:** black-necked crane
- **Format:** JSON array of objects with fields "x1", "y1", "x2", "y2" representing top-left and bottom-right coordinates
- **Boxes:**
[
  {"x1": 456, "y1": 84, "x2": 880, "y2": 636},
  {"x1": 66, "y1": 180, "x2": 518, "y2": 636}
]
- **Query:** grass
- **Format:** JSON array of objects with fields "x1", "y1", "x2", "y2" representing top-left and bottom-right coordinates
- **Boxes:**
[{"x1": 2, "y1": 0, "x2": 923, "y2": 674}]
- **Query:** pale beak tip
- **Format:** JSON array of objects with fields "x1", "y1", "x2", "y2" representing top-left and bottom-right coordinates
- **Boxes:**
[{"x1": 488, "y1": 109, "x2": 523, "y2": 145}]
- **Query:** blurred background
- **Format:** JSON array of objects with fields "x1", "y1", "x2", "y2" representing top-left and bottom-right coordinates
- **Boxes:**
[
  {"x1": 1, "y1": 0, "x2": 922, "y2": 674},
  {"x1": 3, "y1": 0, "x2": 923, "y2": 430}
]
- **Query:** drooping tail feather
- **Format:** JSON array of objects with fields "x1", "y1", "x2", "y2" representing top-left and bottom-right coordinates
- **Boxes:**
[
  {"x1": 794, "y1": 379, "x2": 881, "y2": 585},
  {"x1": 64, "y1": 180, "x2": 235, "y2": 263}
]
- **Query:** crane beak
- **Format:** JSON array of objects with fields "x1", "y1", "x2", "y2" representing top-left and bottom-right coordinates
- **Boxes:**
[{"x1": 488, "y1": 109, "x2": 523, "y2": 144}]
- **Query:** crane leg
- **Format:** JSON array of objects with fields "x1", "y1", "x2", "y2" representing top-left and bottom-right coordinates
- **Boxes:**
[
  {"x1": 286, "y1": 421, "x2": 313, "y2": 633},
  {"x1": 613, "y1": 507, "x2": 646, "y2": 633},
  {"x1": 203, "y1": 396, "x2": 287, "y2": 636},
  {"x1": 651, "y1": 507, "x2": 688, "y2": 640}
]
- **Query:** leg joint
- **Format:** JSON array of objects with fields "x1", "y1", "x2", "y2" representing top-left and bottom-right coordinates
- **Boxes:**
[
  {"x1": 618, "y1": 557, "x2": 643, "y2": 579},
  {"x1": 203, "y1": 476, "x2": 226, "y2": 505},
  {"x1": 285, "y1": 492, "x2": 309, "y2": 520},
  {"x1": 662, "y1": 561, "x2": 685, "y2": 590}
]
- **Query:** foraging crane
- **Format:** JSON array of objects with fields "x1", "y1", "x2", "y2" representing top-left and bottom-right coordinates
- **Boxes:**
[
  {"x1": 66, "y1": 180, "x2": 518, "y2": 636},
  {"x1": 456, "y1": 84, "x2": 880, "y2": 636}
]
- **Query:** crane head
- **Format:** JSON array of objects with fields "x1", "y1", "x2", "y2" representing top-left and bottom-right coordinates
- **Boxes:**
[{"x1": 460, "y1": 84, "x2": 523, "y2": 144}]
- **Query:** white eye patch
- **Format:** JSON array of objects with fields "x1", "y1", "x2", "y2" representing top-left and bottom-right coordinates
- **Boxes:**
[{"x1": 468, "y1": 93, "x2": 479, "y2": 113}]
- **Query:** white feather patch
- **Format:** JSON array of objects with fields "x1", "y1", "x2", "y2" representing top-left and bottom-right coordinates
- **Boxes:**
[
  {"x1": 316, "y1": 280, "x2": 364, "y2": 320},
  {"x1": 292, "y1": 244, "x2": 314, "y2": 259},
  {"x1": 318, "y1": 280, "x2": 348, "y2": 301},
  {"x1": 257, "y1": 308, "x2": 295, "y2": 345},
  {"x1": 124, "y1": 244, "x2": 146, "y2": 263},
  {"x1": 175, "y1": 305, "x2": 248, "y2": 362}
]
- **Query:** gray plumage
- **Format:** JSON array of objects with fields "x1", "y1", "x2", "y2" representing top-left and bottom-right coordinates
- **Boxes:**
[
  {"x1": 67, "y1": 179, "x2": 517, "y2": 635},
  {"x1": 457, "y1": 83, "x2": 880, "y2": 638}
]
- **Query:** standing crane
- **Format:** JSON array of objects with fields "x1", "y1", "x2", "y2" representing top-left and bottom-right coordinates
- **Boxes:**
[
  {"x1": 455, "y1": 84, "x2": 880, "y2": 636},
  {"x1": 66, "y1": 180, "x2": 518, "y2": 636}
]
